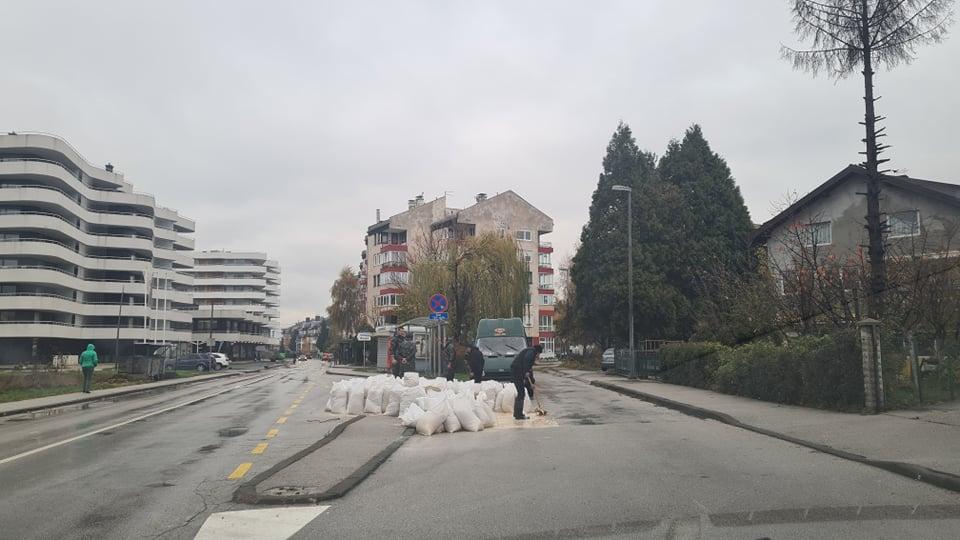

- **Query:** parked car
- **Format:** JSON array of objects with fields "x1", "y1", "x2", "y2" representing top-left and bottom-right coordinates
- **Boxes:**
[
  {"x1": 476, "y1": 317, "x2": 527, "y2": 380},
  {"x1": 174, "y1": 353, "x2": 213, "y2": 372},
  {"x1": 601, "y1": 348, "x2": 615, "y2": 371},
  {"x1": 209, "y1": 353, "x2": 230, "y2": 370}
]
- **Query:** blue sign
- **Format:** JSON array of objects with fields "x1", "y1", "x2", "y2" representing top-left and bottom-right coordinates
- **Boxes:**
[
  {"x1": 429, "y1": 293, "x2": 448, "y2": 313},
  {"x1": 428, "y1": 312, "x2": 449, "y2": 321}
]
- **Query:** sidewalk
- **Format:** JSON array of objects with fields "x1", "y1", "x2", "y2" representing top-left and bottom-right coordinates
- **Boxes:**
[
  {"x1": 0, "y1": 366, "x2": 276, "y2": 417},
  {"x1": 560, "y1": 368, "x2": 960, "y2": 492}
]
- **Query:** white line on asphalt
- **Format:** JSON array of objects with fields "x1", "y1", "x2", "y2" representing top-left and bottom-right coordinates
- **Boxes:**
[
  {"x1": 0, "y1": 373, "x2": 277, "y2": 467},
  {"x1": 194, "y1": 506, "x2": 329, "y2": 540}
]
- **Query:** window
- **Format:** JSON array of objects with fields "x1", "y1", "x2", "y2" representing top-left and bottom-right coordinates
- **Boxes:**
[
  {"x1": 522, "y1": 252, "x2": 532, "y2": 264},
  {"x1": 377, "y1": 293, "x2": 400, "y2": 307},
  {"x1": 538, "y1": 273, "x2": 553, "y2": 289},
  {"x1": 373, "y1": 274, "x2": 380, "y2": 287},
  {"x1": 381, "y1": 271, "x2": 408, "y2": 285},
  {"x1": 539, "y1": 314, "x2": 553, "y2": 331},
  {"x1": 540, "y1": 337, "x2": 555, "y2": 355},
  {"x1": 538, "y1": 252, "x2": 551, "y2": 266},
  {"x1": 375, "y1": 251, "x2": 407, "y2": 266},
  {"x1": 888, "y1": 210, "x2": 920, "y2": 238},
  {"x1": 515, "y1": 230, "x2": 532, "y2": 241},
  {"x1": 540, "y1": 294, "x2": 553, "y2": 306},
  {"x1": 800, "y1": 221, "x2": 831, "y2": 247}
]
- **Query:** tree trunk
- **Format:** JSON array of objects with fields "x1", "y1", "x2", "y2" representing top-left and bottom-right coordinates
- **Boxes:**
[{"x1": 861, "y1": 9, "x2": 886, "y2": 319}]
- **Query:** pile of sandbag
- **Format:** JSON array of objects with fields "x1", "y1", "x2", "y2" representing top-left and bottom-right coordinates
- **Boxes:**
[{"x1": 324, "y1": 372, "x2": 531, "y2": 436}]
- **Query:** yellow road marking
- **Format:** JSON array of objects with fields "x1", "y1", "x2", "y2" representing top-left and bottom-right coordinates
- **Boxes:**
[
  {"x1": 290, "y1": 403, "x2": 299, "y2": 408},
  {"x1": 276, "y1": 416, "x2": 288, "y2": 424},
  {"x1": 284, "y1": 408, "x2": 295, "y2": 416},
  {"x1": 251, "y1": 443, "x2": 268, "y2": 455},
  {"x1": 293, "y1": 399, "x2": 302, "y2": 404},
  {"x1": 266, "y1": 429, "x2": 279, "y2": 438},
  {"x1": 228, "y1": 462, "x2": 253, "y2": 480}
]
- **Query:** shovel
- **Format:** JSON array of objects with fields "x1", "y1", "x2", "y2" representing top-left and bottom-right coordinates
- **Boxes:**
[{"x1": 530, "y1": 383, "x2": 547, "y2": 416}]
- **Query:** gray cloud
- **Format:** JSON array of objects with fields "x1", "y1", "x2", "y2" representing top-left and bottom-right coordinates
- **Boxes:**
[{"x1": 2, "y1": 1, "x2": 957, "y2": 325}]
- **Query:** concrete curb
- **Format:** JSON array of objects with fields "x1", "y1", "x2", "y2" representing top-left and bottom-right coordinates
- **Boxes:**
[
  {"x1": 326, "y1": 370, "x2": 372, "y2": 378},
  {"x1": 233, "y1": 416, "x2": 413, "y2": 505},
  {"x1": 0, "y1": 365, "x2": 278, "y2": 418},
  {"x1": 588, "y1": 379, "x2": 960, "y2": 494}
]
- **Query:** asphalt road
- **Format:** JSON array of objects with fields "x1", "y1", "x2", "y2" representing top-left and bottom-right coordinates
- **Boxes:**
[
  {"x1": 294, "y1": 372, "x2": 960, "y2": 539},
  {"x1": 2, "y1": 365, "x2": 960, "y2": 539},
  {"x1": 0, "y1": 360, "x2": 338, "y2": 540}
]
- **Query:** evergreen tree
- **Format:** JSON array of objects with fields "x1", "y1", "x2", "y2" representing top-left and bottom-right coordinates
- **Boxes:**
[{"x1": 657, "y1": 125, "x2": 754, "y2": 335}]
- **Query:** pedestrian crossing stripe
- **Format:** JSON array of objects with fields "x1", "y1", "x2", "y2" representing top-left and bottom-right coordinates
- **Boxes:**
[{"x1": 194, "y1": 506, "x2": 329, "y2": 539}]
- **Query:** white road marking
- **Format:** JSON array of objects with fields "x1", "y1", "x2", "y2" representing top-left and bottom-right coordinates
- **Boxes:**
[
  {"x1": 194, "y1": 506, "x2": 329, "y2": 540},
  {"x1": 0, "y1": 374, "x2": 276, "y2": 466}
]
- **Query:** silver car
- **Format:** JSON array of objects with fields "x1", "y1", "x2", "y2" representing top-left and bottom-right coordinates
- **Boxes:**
[{"x1": 601, "y1": 348, "x2": 615, "y2": 371}]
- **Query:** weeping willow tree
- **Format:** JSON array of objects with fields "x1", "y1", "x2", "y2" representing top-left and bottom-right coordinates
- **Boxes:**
[{"x1": 395, "y1": 232, "x2": 528, "y2": 343}]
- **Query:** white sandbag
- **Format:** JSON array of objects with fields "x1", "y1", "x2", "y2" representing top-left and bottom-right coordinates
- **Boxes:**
[
  {"x1": 346, "y1": 380, "x2": 366, "y2": 415},
  {"x1": 399, "y1": 385, "x2": 427, "y2": 416},
  {"x1": 385, "y1": 386, "x2": 402, "y2": 416},
  {"x1": 400, "y1": 403, "x2": 425, "y2": 427},
  {"x1": 327, "y1": 381, "x2": 349, "y2": 414},
  {"x1": 453, "y1": 401, "x2": 484, "y2": 432},
  {"x1": 481, "y1": 381, "x2": 502, "y2": 402},
  {"x1": 473, "y1": 398, "x2": 496, "y2": 428},
  {"x1": 365, "y1": 386, "x2": 384, "y2": 414},
  {"x1": 380, "y1": 386, "x2": 392, "y2": 413},
  {"x1": 415, "y1": 410, "x2": 445, "y2": 436},
  {"x1": 499, "y1": 384, "x2": 518, "y2": 414},
  {"x1": 424, "y1": 377, "x2": 446, "y2": 392},
  {"x1": 443, "y1": 409, "x2": 462, "y2": 433},
  {"x1": 403, "y1": 372, "x2": 420, "y2": 387}
]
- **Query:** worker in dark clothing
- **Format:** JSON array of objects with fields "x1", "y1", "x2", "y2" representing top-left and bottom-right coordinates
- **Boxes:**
[
  {"x1": 399, "y1": 334, "x2": 418, "y2": 374},
  {"x1": 390, "y1": 330, "x2": 405, "y2": 377},
  {"x1": 442, "y1": 338, "x2": 456, "y2": 381},
  {"x1": 510, "y1": 344, "x2": 542, "y2": 420},
  {"x1": 467, "y1": 343, "x2": 485, "y2": 384}
]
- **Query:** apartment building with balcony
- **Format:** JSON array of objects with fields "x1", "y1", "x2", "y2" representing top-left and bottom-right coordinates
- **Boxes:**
[
  {"x1": 188, "y1": 250, "x2": 280, "y2": 359},
  {"x1": 0, "y1": 133, "x2": 197, "y2": 363},
  {"x1": 363, "y1": 191, "x2": 556, "y2": 356}
]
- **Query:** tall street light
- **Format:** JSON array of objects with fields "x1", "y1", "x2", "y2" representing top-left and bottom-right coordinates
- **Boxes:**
[{"x1": 611, "y1": 184, "x2": 635, "y2": 379}]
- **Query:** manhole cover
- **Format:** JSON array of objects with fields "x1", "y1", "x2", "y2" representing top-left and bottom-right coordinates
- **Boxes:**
[{"x1": 263, "y1": 486, "x2": 311, "y2": 496}]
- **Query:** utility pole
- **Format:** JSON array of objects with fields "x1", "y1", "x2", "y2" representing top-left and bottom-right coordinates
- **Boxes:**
[
  {"x1": 611, "y1": 185, "x2": 635, "y2": 379},
  {"x1": 208, "y1": 301, "x2": 215, "y2": 351},
  {"x1": 114, "y1": 285, "x2": 124, "y2": 374}
]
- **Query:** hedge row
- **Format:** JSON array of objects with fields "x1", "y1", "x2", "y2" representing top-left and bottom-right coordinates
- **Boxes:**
[{"x1": 658, "y1": 331, "x2": 863, "y2": 410}]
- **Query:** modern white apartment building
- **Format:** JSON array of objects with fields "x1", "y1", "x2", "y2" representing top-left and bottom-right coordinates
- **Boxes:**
[
  {"x1": 363, "y1": 191, "x2": 556, "y2": 355},
  {"x1": 188, "y1": 251, "x2": 280, "y2": 358},
  {"x1": 0, "y1": 133, "x2": 196, "y2": 363}
]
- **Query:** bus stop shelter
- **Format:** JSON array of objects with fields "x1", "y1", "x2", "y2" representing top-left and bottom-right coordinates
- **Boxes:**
[{"x1": 394, "y1": 317, "x2": 449, "y2": 377}]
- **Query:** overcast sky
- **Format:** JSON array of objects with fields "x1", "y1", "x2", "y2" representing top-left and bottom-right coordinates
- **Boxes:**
[{"x1": 2, "y1": 1, "x2": 958, "y2": 326}]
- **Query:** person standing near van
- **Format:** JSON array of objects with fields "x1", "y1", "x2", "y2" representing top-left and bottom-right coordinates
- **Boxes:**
[
  {"x1": 442, "y1": 338, "x2": 456, "y2": 381},
  {"x1": 510, "y1": 344, "x2": 541, "y2": 420},
  {"x1": 399, "y1": 333, "x2": 418, "y2": 374},
  {"x1": 467, "y1": 343, "x2": 485, "y2": 383},
  {"x1": 79, "y1": 343, "x2": 99, "y2": 393}
]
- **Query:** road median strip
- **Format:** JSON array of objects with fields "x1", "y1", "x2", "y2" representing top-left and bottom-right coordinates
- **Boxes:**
[{"x1": 587, "y1": 377, "x2": 960, "y2": 494}]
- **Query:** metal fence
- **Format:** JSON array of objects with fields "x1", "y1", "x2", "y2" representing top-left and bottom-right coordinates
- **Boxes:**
[{"x1": 613, "y1": 340, "x2": 680, "y2": 378}]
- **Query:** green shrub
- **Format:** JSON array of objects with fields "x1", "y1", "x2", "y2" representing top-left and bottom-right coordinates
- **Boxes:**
[{"x1": 659, "y1": 342, "x2": 725, "y2": 388}]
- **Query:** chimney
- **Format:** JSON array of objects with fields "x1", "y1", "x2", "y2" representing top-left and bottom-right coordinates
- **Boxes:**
[
  {"x1": 475, "y1": 193, "x2": 487, "y2": 203},
  {"x1": 105, "y1": 163, "x2": 114, "y2": 172},
  {"x1": 376, "y1": 208, "x2": 381, "y2": 222},
  {"x1": 408, "y1": 199, "x2": 416, "y2": 210}
]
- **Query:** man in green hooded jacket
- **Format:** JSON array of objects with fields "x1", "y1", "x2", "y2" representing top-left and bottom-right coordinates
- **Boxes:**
[{"x1": 79, "y1": 344, "x2": 98, "y2": 393}]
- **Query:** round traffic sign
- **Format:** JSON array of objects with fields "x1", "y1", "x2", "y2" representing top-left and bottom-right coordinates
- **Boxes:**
[{"x1": 429, "y1": 293, "x2": 448, "y2": 313}]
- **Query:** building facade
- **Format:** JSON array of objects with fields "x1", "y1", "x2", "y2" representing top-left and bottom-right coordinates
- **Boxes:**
[
  {"x1": 189, "y1": 251, "x2": 280, "y2": 359},
  {"x1": 0, "y1": 133, "x2": 197, "y2": 363},
  {"x1": 363, "y1": 191, "x2": 556, "y2": 356}
]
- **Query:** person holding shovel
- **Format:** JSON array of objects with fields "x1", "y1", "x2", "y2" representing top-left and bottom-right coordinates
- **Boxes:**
[{"x1": 510, "y1": 343, "x2": 542, "y2": 420}]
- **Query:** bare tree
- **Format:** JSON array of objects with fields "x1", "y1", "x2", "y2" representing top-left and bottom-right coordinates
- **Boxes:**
[
  {"x1": 782, "y1": 0, "x2": 954, "y2": 317},
  {"x1": 327, "y1": 266, "x2": 363, "y2": 339}
]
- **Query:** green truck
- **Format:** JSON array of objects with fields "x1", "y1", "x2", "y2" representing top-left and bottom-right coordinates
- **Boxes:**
[{"x1": 476, "y1": 317, "x2": 528, "y2": 380}]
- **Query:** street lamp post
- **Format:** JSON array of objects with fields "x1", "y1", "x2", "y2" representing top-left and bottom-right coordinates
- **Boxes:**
[{"x1": 611, "y1": 184, "x2": 635, "y2": 379}]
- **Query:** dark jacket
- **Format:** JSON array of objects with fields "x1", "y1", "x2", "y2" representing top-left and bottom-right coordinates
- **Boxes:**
[
  {"x1": 467, "y1": 346, "x2": 485, "y2": 375},
  {"x1": 510, "y1": 347, "x2": 536, "y2": 383}
]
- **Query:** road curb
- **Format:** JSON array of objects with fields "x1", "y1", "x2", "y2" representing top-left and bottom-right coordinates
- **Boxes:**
[
  {"x1": 326, "y1": 369, "x2": 372, "y2": 378},
  {"x1": 588, "y1": 378, "x2": 960, "y2": 494},
  {"x1": 233, "y1": 416, "x2": 413, "y2": 505},
  {"x1": 0, "y1": 367, "x2": 276, "y2": 418}
]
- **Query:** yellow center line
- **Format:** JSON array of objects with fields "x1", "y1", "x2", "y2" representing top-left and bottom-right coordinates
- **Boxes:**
[
  {"x1": 284, "y1": 408, "x2": 295, "y2": 416},
  {"x1": 266, "y1": 429, "x2": 279, "y2": 438},
  {"x1": 290, "y1": 403, "x2": 299, "y2": 408},
  {"x1": 276, "y1": 416, "x2": 288, "y2": 424},
  {"x1": 251, "y1": 442, "x2": 268, "y2": 455},
  {"x1": 228, "y1": 462, "x2": 253, "y2": 480}
]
